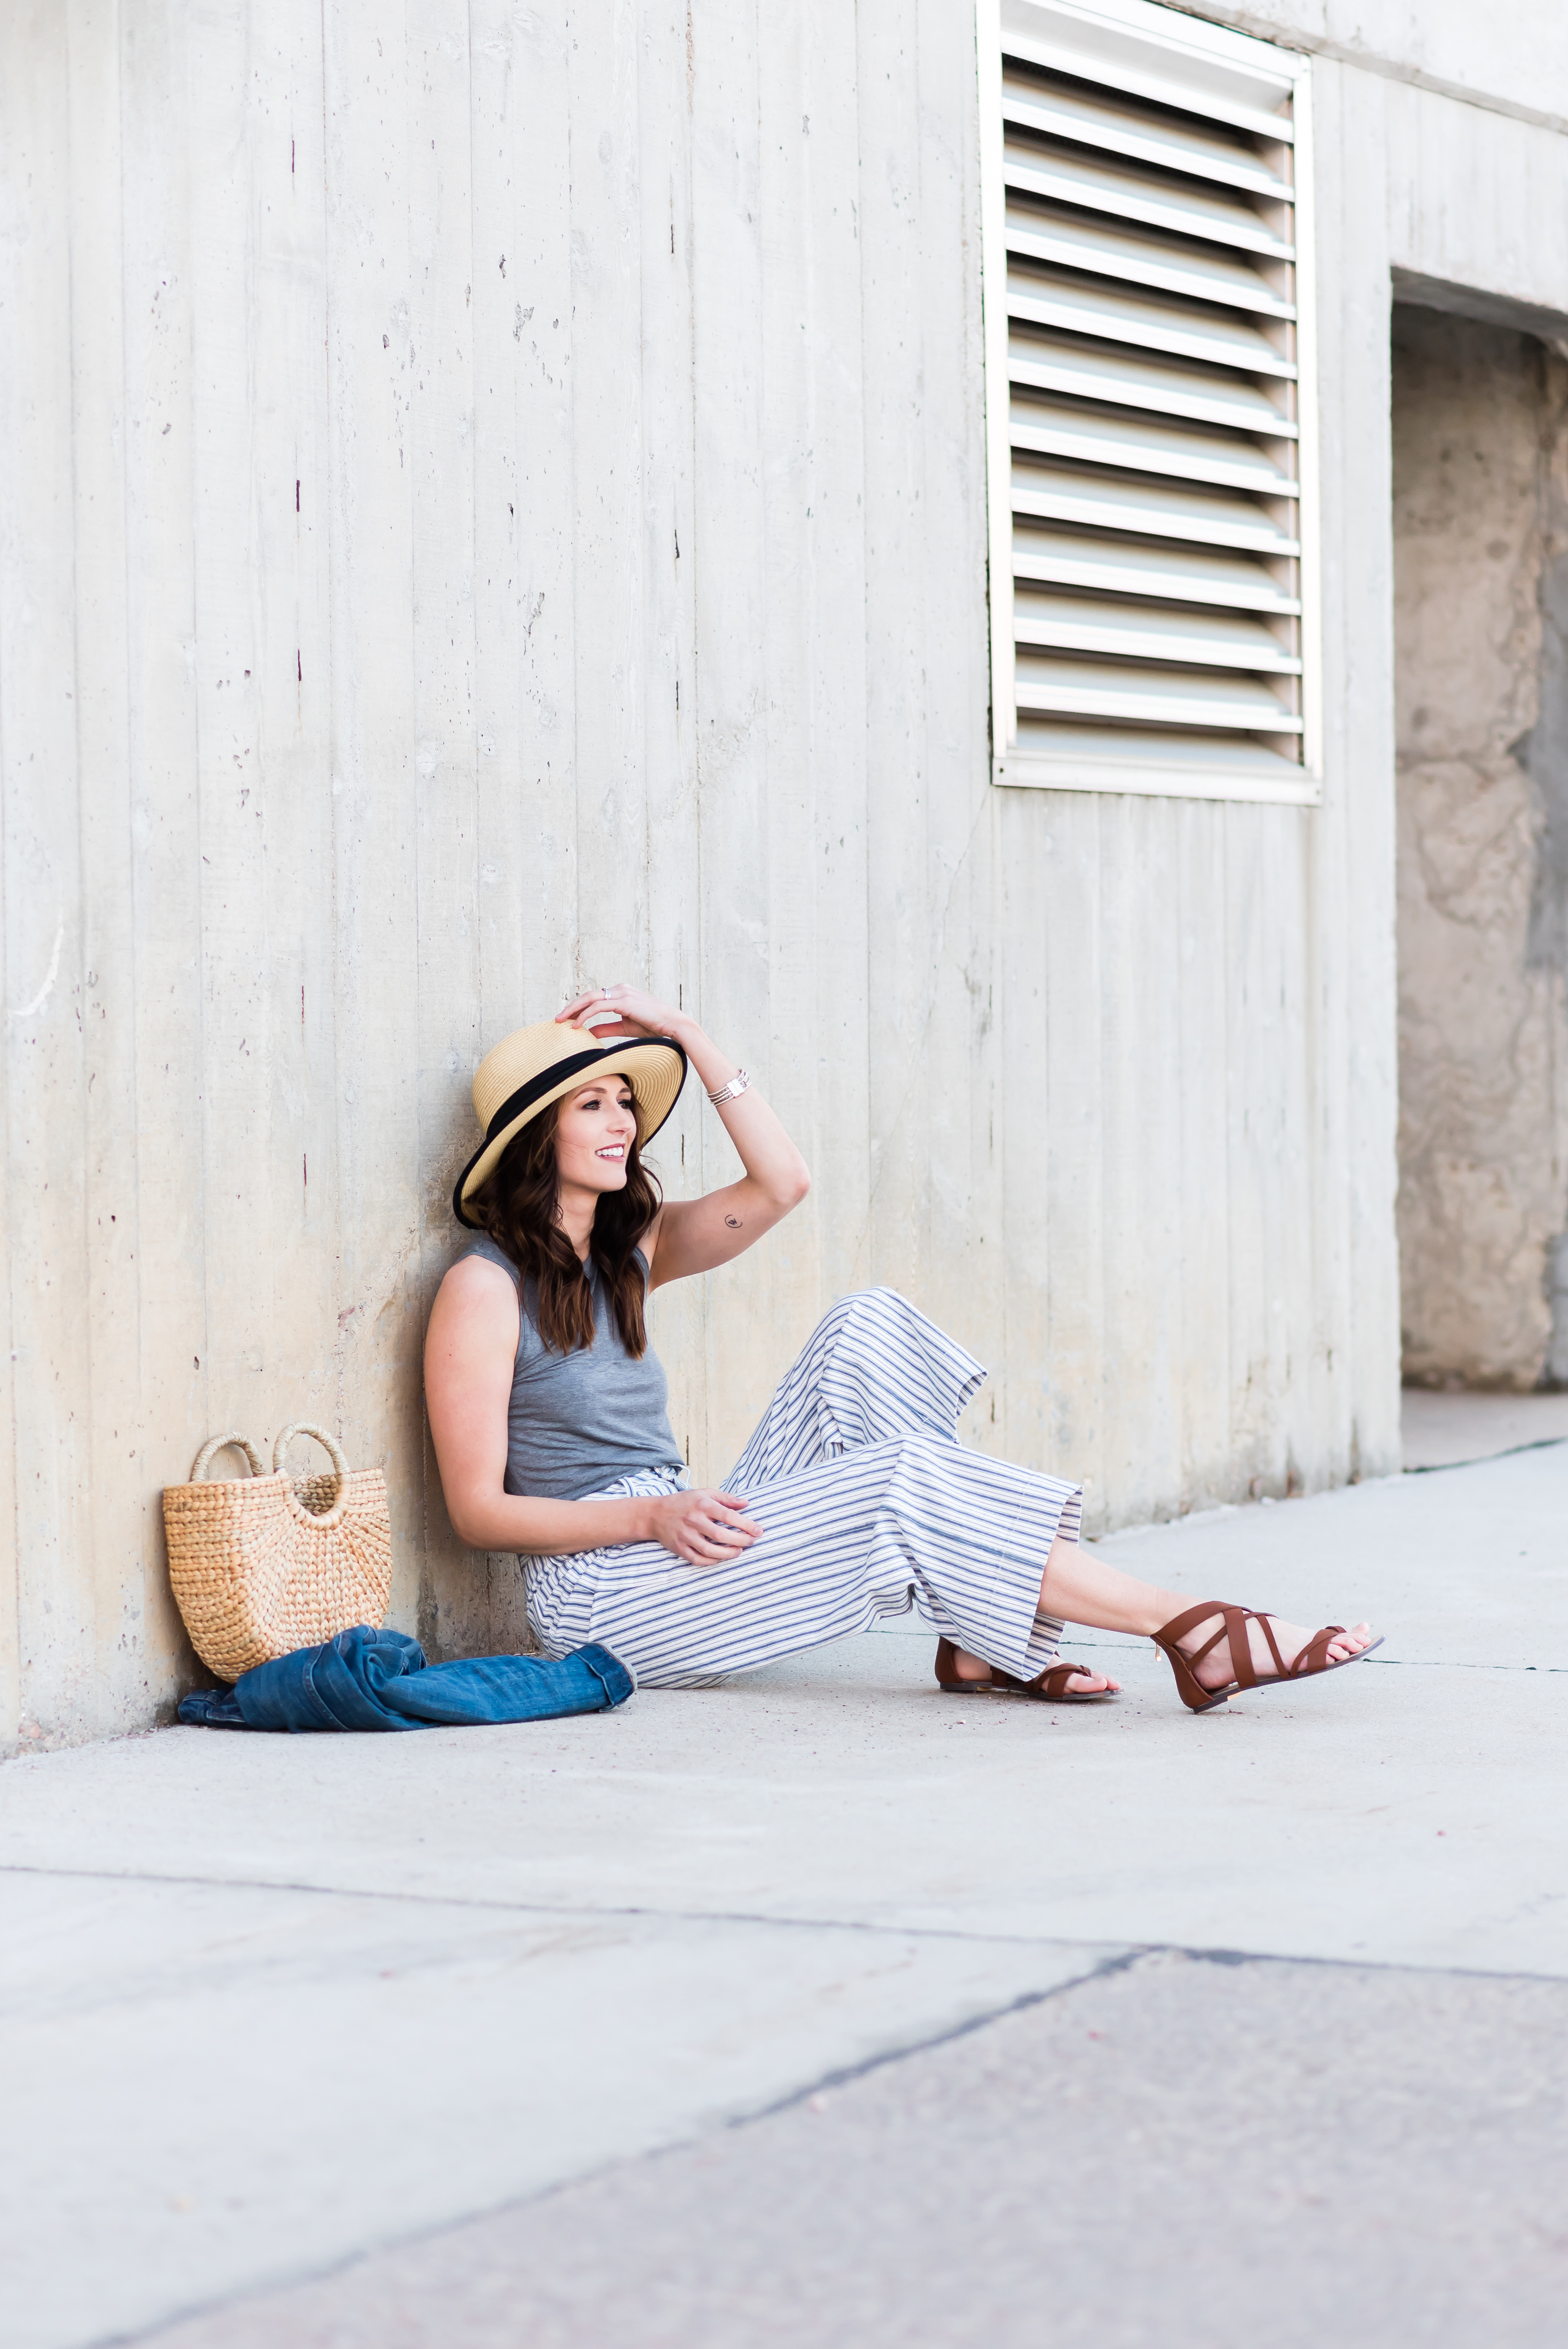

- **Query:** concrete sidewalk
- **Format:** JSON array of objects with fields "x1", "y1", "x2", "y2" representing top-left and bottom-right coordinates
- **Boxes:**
[
  {"x1": 1400, "y1": 1384, "x2": 1568, "y2": 1469},
  {"x1": 2, "y1": 1442, "x2": 1564, "y2": 2348}
]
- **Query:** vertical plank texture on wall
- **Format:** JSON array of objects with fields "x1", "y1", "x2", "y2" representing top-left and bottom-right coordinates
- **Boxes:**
[
  {"x1": 859, "y1": 0, "x2": 935, "y2": 1324},
  {"x1": 916, "y1": 0, "x2": 1005, "y2": 1413},
  {"x1": 635, "y1": 2, "x2": 706, "y2": 1470},
  {"x1": 687, "y1": 0, "x2": 776, "y2": 1479},
  {"x1": 759, "y1": 0, "x2": 869, "y2": 1367},
  {"x1": 119, "y1": 0, "x2": 210, "y2": 1718},
  {"x1": 1027, "y1": 792, "x2": 1106, "y2": 1502},
  {"x1": 320, "y1": 0, "x2": 426, "y2": 1650},
  {"x1": 461, "y1": 0, "x2": 569, "y2": 1642},
  {"x1": 406, "y1": 0, "x2": 484, "y2": 1655},
  {"x1": 2, "y1": 5, "x2": 88, "y2": 1738},
  {"x1": 1323, "y1": 57, "x2": 1402, "y2": 1477},
  {"x1": 501, "y1": 0, "x2": 579, "y2": 1027},
  {"x1": 1173, "y1": 798, "x2": 1232, "y2": 1505},
  {"x1": 250, "y1": 0, "x2": 337, "y2": 1540},
  {"x1": 66, "y1": 0, "x2": 139, "y2": 1721}
]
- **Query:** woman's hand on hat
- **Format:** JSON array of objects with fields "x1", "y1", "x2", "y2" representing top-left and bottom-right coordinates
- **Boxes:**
[
  {"x1": 557, "y1": 983, "x2": 684, "y2": 1043},
  {"x1": 642, "y1": 1486, "x2": 762, "y2": 1566}
]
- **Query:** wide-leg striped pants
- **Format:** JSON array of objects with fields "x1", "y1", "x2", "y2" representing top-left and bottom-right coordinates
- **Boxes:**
[{"x1": 523, "y1": 1287, "x2": 1082, "y2": 1690}]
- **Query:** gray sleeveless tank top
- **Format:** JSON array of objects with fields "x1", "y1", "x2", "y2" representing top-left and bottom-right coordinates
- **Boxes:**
[{"x1": 455, "y1": 1235, "x2": 684, "y2": 1501}]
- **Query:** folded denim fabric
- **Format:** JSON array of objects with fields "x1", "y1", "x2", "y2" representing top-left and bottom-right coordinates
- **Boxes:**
[{"x1": 178, "y1": 1626, "x2": 634, "y2": 1732}]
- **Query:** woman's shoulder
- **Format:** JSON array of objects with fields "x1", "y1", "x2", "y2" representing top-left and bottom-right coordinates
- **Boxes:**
[
  {"x1": 450, "y1": 1233, "x2": 520, "y2": 1286},
  {"x1": 427, "y1": 1240, "x2": 526, "y2": 1364},
  {"x1": 438, "y1": 1238, "x2": 528, "y2": 1337}
]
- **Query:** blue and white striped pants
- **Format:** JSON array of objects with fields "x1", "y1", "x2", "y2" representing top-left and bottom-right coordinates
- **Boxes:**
[{"x1": 524, "y1": 1287, "x2": 1082, "y2": 1690}]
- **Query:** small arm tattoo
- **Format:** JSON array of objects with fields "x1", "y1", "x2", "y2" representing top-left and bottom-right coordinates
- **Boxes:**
[{"x1": 724, "y1": 1214, "x2": 741, "y2": 1228}]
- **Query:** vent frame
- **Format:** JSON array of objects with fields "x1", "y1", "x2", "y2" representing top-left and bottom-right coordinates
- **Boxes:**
[{"x1": 978, "y1": 0, "x2": 1322, "y2": 804}]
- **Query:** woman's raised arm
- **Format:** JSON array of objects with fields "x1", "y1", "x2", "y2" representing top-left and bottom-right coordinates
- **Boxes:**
[{"x1": 556, "y1": 986, "x2": 809, "y2": 1289}]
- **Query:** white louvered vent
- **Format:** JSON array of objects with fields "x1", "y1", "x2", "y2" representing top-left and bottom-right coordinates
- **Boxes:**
[{"x1": 980, "y1": 0, "x2": 1319, "y2": 800}]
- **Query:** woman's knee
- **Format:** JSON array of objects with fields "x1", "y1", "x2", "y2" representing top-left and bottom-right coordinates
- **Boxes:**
[
  {"x1": 827, "y1": 1284, "x2": 916, "y2": 1331},
  {"x1": 887, "y1": 1428, "x2": 956, "y2": 1475}
]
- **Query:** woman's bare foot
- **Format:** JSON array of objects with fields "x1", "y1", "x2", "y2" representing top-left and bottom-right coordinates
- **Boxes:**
[
  {"x1": 948, "y1": 1644, "x2": 1122, "y2": 1698},
  {"x1": 1172, "y1": 1611, "x2": 1378, "y2": 1694}
]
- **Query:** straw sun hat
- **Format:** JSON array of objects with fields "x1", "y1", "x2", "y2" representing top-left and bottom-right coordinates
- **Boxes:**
[{"x1": 452, "y1": 1017, "x2": 688, "y2": 1227}]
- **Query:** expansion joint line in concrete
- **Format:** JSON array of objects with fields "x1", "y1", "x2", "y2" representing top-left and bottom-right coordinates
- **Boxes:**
[
  {"x1": 1405, "y1": 1438, "x2": 1568, "y2": 1474},
  {"x1": 738, "y1": 1947, "x2": 1146, "y2": 2123},
  {"x1": 1, "y1": 1857, "x2": 1133, "y2": 1951},
  {"x1": 7, "y1": 1859, "x2": 1568, "y2": 1987},
  {"x1": 1061, "y1": 1645, "x2": 1568, "y2": 1672},
  {"x1": 1354, "y1": 1657, "x2": 1565, "y2": 1672}
]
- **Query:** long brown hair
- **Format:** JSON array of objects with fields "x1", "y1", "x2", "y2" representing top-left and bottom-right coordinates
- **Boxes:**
[{"x1": 466, "y1": 1093, "x2": 662, "y2": 1357}]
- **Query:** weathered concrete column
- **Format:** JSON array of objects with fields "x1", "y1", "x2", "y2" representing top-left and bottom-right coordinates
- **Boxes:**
[{"x1": 1392, "y1": 304, "x2": 1568, "y2": 1389}]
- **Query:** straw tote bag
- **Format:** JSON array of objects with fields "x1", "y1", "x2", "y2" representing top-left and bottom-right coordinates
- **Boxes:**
[{"x1": 163, "y1": 1424, "x2": 393, "y2": 1681}]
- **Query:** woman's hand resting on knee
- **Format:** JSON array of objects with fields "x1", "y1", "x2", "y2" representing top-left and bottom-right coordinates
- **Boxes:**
[{"x1": 644, "y1": 1489, "x2": 762, "y2": 1566}]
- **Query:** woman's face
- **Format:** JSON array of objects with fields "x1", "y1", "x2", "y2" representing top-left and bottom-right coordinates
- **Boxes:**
[{"x1": 553, "y1": 1076, "x2": 639, "y2": 1197}]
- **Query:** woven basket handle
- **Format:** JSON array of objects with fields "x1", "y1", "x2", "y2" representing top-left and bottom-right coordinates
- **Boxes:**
[
  {"x1": 272, "y1": 1422, "x2": 349, "y2": 1512},
  {"x1": 190, "y1": 1432, "x2": 265, "y2": 1482}
]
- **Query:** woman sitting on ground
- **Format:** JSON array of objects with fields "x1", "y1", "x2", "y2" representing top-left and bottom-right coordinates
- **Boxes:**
[{"x1": 425, "y1": 986, "x2": 1379, "y2": 1709}]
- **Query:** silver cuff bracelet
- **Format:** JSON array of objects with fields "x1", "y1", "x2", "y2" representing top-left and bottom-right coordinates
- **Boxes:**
[{"x1": 706, "y1": 1069, "x2": 751, "y2": 1107}]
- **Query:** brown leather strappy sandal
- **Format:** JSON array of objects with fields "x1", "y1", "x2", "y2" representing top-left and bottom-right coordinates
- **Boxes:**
[
  {"x1": 1152, "y1": 1602, "x2": 1384, "y2": 1714},
  {"x1": 934, "y1": 1635, "x2": 1118, "y2": 1704}
]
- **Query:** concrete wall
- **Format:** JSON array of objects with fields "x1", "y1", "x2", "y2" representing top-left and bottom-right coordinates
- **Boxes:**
[
  {"x1": 3, "y1": 0, "x2": 1567, "y2": 1746},
  {"x1": 1179, "y1": 0, "x2": 1568, "y2": 129},
  {"x1": 1392, "y1": 309, "x2": 1568, "y2": 1389}
]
